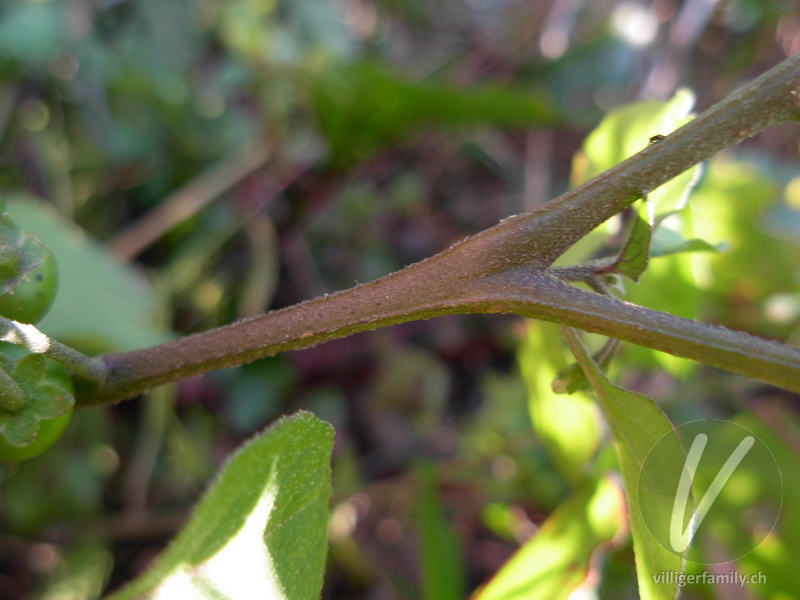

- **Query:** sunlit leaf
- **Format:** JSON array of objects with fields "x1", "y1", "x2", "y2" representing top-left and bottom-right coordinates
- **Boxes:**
[
  {"x1": 622, "y1": 209, "x2": 703, "y2": 376},
  {"x1": 560, "y1": 327, "x2": 685, "y2": 600},
  {"x1": 105, "y1": 411, "x2": 334, "y2": 600},
  {"x1": 612, "y1": 200, "x2": 652, "y2": 282},
  {"x1": 472, "y1": 476, "x2": 625, "y2": 600},
  {"x1": 574, "y1": 89, "x2": 698, "y2": 215},
  {"x1": 650, "y1": 228, "x2": 722, "y2": 258},
  {"x1": 518, "y1": 321, "x2": 601, "y2": 484}
]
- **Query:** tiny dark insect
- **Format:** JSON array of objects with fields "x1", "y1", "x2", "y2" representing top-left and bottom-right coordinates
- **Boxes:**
[{"x1": 649, "y1": 134, "x2": 666, "y2": 143}]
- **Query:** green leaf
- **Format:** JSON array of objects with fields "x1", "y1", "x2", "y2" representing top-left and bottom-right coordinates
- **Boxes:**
[
  {"x1": 311, "y1": 62, "x2": 554, "y2": 167},
  {"x1": 552, "y1": 339, "x2": 618, "y2": 395},
  {"x1": 651, "y1": 236, "x2": 721, "y2": 258},
  {"x1": 612, "y1": 200, "x2": 652, "y2": 282},
  {"x1": 105, "y1": 411, "x2": 334, "y2": 600},
  {"x1": 574, "y1": 89, "x2": 699, "y2": 215},
  {"x1": 559, "y1": 327, "x2": 685, "y2": 600},
  {"x1": 5, "y1": 196, "x2": 170, "y2": 353},
  {"x1": 559, "y1": 92, "x2": 705, "y2": 358},
  {"x1": 621, "y1": 208, "x2": 704, "y2": 376},
  {"x1": 472, "y1": 476, "x2": 624, "y2": 600},
  {"x1": 416, "y1": 461, "x2": 465, "y2": 600},
  {"x1": 650, "y1": 220, "x2": 722, "y2": 258},
  {"x1": 518, "y1": 321, "x2": 601, "y2": 484}
]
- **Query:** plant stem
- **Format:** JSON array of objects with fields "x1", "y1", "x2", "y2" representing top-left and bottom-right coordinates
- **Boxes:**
[
  {"x1": 76, "y1": 264, "x2": 800, "y2": 406},
  {"x1": 0, "y1": 318, "x2": 108, "y2": 384},
  {"x1": 75, "y1": 53, "x2": 800, "y2": 406},
  {"x1": 476, "y1": 51, "x2": 800, "y2": 268}
]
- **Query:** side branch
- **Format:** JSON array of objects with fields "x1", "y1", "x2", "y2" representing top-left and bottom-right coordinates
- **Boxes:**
[
  {"x1": 481, "y1": 272, "x2": 800, "y2": 394},
  {"x1": 484, "y1": 52, "x2": 800, "y2": 266},
  {"x1": 76, "y1": 267, "x2": 800, "y2": 405}
]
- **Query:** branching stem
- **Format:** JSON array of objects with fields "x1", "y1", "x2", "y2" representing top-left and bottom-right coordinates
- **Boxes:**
[{"x1": 73, "y1": 53, "x2": 800, "y2": 406}]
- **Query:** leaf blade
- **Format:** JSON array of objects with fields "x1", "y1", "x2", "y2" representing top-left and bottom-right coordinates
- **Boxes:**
[
  {"x1": 559, "y1": 327, "x2": 685, "y2": 600},
  {"x1": 105, "y1": 411, "x2": 334, "y2": 600},
  {"x1": 472, "y1": 476, "x2": 625, "y2": 600}
]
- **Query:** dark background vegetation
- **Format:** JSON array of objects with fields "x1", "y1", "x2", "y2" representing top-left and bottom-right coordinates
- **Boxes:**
[{"x1": 1, "y1": 0, "x2": 799, "y2": 598}]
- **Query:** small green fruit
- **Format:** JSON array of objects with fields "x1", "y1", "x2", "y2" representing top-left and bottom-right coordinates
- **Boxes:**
[
  {"x1": 0, "y1": 244, "x2": 23, "y2": 280},
  {"x1": 0, "y1": 248, "x2": 58, "y2": 324}
]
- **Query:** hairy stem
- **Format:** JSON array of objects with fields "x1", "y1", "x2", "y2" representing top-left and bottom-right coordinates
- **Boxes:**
[
  {"x1": 77, "y1": 266, "x2": 800, "y2": 405},
  {"x1": 75, "y1": 54, "x2": 800, "y2": 406}
]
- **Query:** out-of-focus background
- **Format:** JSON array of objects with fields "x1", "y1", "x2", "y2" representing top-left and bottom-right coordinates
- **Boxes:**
[{"x1": 1, "y1": 0, "x2": 799, "y2": 598}]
